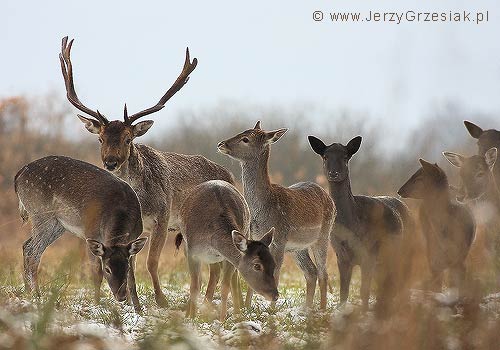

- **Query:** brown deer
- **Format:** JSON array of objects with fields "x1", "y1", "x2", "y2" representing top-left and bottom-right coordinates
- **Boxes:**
[
  {"x1": 308, "y1": 135, "x2": 413, "y2": 315},
  {"x1": 59, "y1": 37, "x2": 234, "y2": 306},
  {"x1": 443, "y1": 147, "x2": 500, "y2": 286},
  {"x1": 464, "y1": 121, "x2": 500, "y2": 186},
  {"x1": 398, "y1": 159, "x2": 475, "y2": 294},
  {"x1": 15, "y1": 156, "x2": 147, "y2": 312},
  {"x1": 177, "y1": 180, "x2": 278, "y2": 320},
  {"x1": 218, "y1": 122, "x2": 336, "y2": 310}
]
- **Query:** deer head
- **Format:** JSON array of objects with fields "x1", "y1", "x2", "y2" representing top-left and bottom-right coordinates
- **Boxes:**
[
  {"x1": 397, "y1": 159, "x2": 449, "y2": 199},
  {"x1": 464, "y1": 121, "x2": 500, "y2": 157},
  {"x1": 217, "y1": 121, "x2": 287, "y2": 162},
  {"x1": 60, "y1": 36, "x2": 197, "y2": 171},
  {"x1": 443, "y1": 148, "x2": 498, "y2": 202},
  {"x1": 308, "y1": 135, "x2": 362, "y2": 183},
  {"x1": 231, "y1": 227, "x2": 278, "y2": 301},
  {"x1": 86, "y1": 237, "x2": 148, "y2": 302}
]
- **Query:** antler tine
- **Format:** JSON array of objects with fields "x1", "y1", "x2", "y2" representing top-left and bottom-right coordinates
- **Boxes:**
[
  {"x1": 59, "y1": 36, "x2": 109, "y2": 125},
  {"x1": 126, "y1": 48, "x2": 198, "y2": 124}
]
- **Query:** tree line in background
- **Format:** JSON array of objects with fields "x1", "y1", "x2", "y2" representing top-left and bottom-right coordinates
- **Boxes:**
[{"x1": 0, "y1": 94, "x2": 494, "y2": 221}]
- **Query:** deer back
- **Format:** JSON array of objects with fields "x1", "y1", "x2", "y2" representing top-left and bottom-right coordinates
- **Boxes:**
[{"x1": 15, "y1": 156, "x2": 142, "y2": 243}]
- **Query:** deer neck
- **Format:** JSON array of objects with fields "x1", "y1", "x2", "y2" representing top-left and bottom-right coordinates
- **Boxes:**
[
  {"x1": 216, "y1": 243, "x2": 243, "y2": 268},
  {"x1": 240, "y1": 149, "x2": 273, "y2": 210},
  {"x1": 483, "y1": 173, "x2": 500, "y2": 212},
  {"x1": 328, "y1": 176, "x2": 357, "y2": 226},
  {"x1": 422, "y1": 190, "x2": 451, "y2": 214},
  {"x1": 114, "y1": 143, "x2": 144, "y2": 186}
]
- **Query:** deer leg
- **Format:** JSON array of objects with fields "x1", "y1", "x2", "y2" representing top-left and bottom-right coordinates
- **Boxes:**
[
  {"x1": 245, "y1": 286, "x2": 254, "y2": 308},
  {"x1": 88, "y1": 250, "x2": 103, "y2": 303},
  {"x1": 205, "y1": 262, "x2": 221, "y2": 303},
  {"x1": 450, "y1": 263, "x2": 466, "y2": 297},
  {"x1": 293, "y1": 249, "x2": 318, "y2": 309},
  {"x1": 231, "y1": 270, "x2": 244, "y2": 311},
  {"x1": 147, "y1": 219, "x2": 169, "y2": 307},
  {"x1": 312, "y1": 242, "x2": 329, "y2": 310},
  {"x1": 230, "y1": 269, "x2": 242, "y2": 314},
  {"x1": 428, "y1": 268, "x2": 444, "y2": 293},
  {"x1": 23, "y1": 218, "x2": 65, "y2": 295},
  {"x1": 338, "y1": 258, "x2": 353, "y2": 306},
  {"x1": 220, "y1": 261, "x2": 235, "y2": 321},
  {"x1": 360, "y1": 263, "x2": 375, "y2": 311},
  {"x1": 186, "y1": 256, "x2": 201, "y2": 318},
  {"x1": 127, "y1": 255, "x2": 141, "y2": 313}
]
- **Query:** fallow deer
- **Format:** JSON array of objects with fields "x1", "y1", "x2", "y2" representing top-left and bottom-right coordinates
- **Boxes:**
[
  {"x1": 218, "y1": 122, "x2": 336, "y2": 309},
  {"x1": 398, "y1": 159, "x2": 475, "y2": 294},
  {"x1": 464, "y1": 121, "x2": 500, "y2": 185},
  {"x1": 15, "y1": 156, "x2": 147, "y2": 312},
  {"x1": 177, "y1": 180, "x2": 278, "y2": 320},
  {"x1": 59, "y1": 36, "x2": 234, "y2": 306},
  {"x1": 443, "y1": 148, "x2": 500, "y2": 286},
  {"x1": 308, "y1": 135, "x2": 413, "y2": 315}
]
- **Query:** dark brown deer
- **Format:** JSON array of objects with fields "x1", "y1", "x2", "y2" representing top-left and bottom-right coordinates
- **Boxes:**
[
  {"x1": 308, "y1": 135, "x2": 413, "y2": 315},
  {"x1": 15, "y1": 156, "x2": 147, "y2": 312},
  {"x1": 59, "y1": 37, "x2": 234, "y2": 306},
  {"x1": 218, "y1": 122, "x2": 336, "y2": 310},
  {"x1": 443, "y1": 148, "x2": 500, "y2": 286},
  {"x1": 398, "y1": 159, "x2": 475, "y2": 294},
  {"x1": 464, "y1": 121, "x2": 500, "y2": 186},
  {"x1": 178, "y1": 180, "x2": 278, "y2": 320}
]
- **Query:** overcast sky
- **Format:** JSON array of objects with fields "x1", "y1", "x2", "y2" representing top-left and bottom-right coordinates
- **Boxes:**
[{"x1": 2, "y1": 0, "x2": 500, "y2": 139}]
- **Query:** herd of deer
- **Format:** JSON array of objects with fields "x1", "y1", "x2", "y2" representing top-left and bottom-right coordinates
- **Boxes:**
[{"x1": 13, "y1": 37, "x2": 500, "y2": 320}]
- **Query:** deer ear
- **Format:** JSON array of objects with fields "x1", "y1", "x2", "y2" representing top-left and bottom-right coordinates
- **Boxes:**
[
  {"x1": 442, "y1": 152, "x2": 464, "y2": 168},
  {"x1": 308, "y1": 136, "x2": 327, "y2": 156},
  {"x1": 133, "y1": 120, "x2": 154, "y2": 138},
  {"x1": 485, "y1": 147, "x2": 497, "y2": 170},
  {"x1": 346, "y1": 136, "x2": 362, "y2": 157},
  {"x1": 260, "y1": 227, "x2": 275, "y2": 247},
  {"x1": 464, "y1": 121, "x2": 483, "y2": 139},
  {"x1": 86, "y1": 239, "x2": 105, "y2": 257},
  {"x1": 78, "y1": 115, "x2": 101, "y2": 134},
  {"x1": 418, "y1": 158, "x2": 438, "y2": 174},
  {"x1": 266, "y1": 129, "x2": 288, "y2": 144},
  {"x1": 128, "y1": 237, "x2": 148, "y2": 256},
  {"x1": 254, "y1": 121, "x2": 261, "y2": 130},
  {"x1": 232, "y1": 230, "x2": 248, "y2": 252}
]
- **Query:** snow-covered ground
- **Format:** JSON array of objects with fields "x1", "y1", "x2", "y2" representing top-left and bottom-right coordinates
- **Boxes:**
[{"x1": 1, "y1": 280, "x2": 500, "y2": 350}]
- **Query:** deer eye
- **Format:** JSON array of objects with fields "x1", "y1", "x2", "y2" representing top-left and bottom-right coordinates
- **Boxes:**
[
  {"x1": 242, "y1": 137, "x2": 249, "y2": 143},
  {"x1": 126, "y1": 138, "x2": 132, "y2": 145},
  {"x1": 253, "y1": 263, "x2": 262, "y2": 271},
  {"x1": 98, "y1": 138, "x2": 103, "y2": 144},
  {"x1": 104, "y1": 267, "x2": 112, "y2": 275}
]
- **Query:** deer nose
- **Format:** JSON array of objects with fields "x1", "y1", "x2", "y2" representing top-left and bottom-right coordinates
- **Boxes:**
[
  {"x1": 104, "y1": 160, "x2": 118, "y2": 171},
  {"x1": 328, "y1": 171, "x2": 341, "y2": 181}
]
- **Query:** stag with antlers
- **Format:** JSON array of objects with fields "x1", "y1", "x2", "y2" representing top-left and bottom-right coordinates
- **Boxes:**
[{"x1": 59, "y1": 36, "x2": 235, "y2": 307}]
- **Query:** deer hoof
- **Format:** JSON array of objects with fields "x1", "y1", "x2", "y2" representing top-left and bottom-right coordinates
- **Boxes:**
[{"x1": 155, "y1": 294, "x2": 168, "y2": 308}]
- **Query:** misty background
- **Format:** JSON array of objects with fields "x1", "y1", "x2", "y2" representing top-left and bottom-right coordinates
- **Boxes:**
[{"x1": 1, "y1": 0, "x2": 500, "y2": 207}]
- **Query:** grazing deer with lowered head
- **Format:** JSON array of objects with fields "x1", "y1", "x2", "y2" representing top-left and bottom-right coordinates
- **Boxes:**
[
  {"x1": 443, "y1": 148, "x2": 500, "y2": 286},
  {"x1": 308, "y1": 135, "x2": 413, "y2": 315},
  {"x1": 464, "y1": 121, "x2": 500, "y2": 185},
  {"x1": 59, "y1": 37, "x2": 234, "y2": 306},
  {"x1": 218, "y1": 122, "x2": 336, "y2": 309},
  {"x1": 15, "y1": 156, "x2": 147, "y2": 312},
  {"x1": 398, "y1": 159, "x2": 475, "y2": 294},
  {"x1": 177, "y1": 180, "x2": 278, "y2": 320}
]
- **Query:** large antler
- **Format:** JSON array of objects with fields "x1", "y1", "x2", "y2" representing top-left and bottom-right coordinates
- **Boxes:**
[
  {"x1": 124, "y1": 48, "x2": 198, "y2": 125},
  {"x1": 59, "y1": 36, "x2": 109, "y2": 125}
]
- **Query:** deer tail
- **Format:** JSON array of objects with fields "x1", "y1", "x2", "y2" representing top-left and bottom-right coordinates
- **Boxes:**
[{"x1": 174, "y1": 233, "x2": 183, "y2": 256}]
